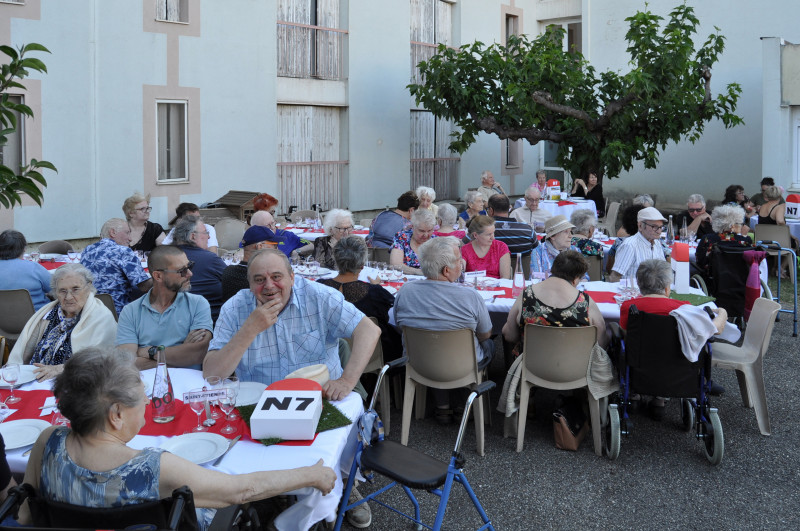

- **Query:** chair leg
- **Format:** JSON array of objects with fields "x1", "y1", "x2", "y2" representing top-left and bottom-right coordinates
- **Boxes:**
[
  {"x1": 588, "y1": 392, "x2": 602, "y2": 456},
  {"x1": 392, "y1": 374, "x2": 403, "y2": 409},
  {"x1": 401, "y1": 377, "x2": 416, "y2": 446},
  {"x1": 745, "y1": 360, "x2": 771, "y2": 436},
  {"x1": 736, "y1": 369, "x2": 752, "y2": 408},
  {"x1": 414, "y1": 385, "x2": 427, "y2": 420},
  {"x1": 516, "y1": 381, "x2": 532, "y2": 452},
  {"x1": 380, "y1": 377, "x2": 391, "y2": 436},
  {"x1": 473, "y1": 389, "x2": 485, "y2": 456}
]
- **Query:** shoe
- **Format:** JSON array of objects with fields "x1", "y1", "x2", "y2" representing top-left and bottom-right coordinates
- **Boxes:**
[
  {"x1": 709, "y1": 382, "x2": 725, "y2": 396},
  {"x1": 435, "y1": 408, "x2": 454, "y2": 425},
  {"x1": 648, "y1": 399, "x2": 665, "y2": 421},
  {"x1": 346, "y1": 487, "x2": 372, "y2": 529}
]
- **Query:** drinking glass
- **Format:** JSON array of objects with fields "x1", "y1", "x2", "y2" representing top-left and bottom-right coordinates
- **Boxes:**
[
  {"x1": 30, "y1": 252, "x2": 40, "y2": 263},
  {"x1": 2, "y1": 364, "x2": 20, "y2": 404},
  {"x1": 51, "y1": 409, "x2": 69, "y2": 426},
  {"x1": 187, "y1": 388, "x2": 208, "y2": 432},
  {"x1": 219, "y1": 386, "x2": 238, "y2": 434},
  {"x1": 223, "y1": 377, "x2": 240, "y2": 419},
  {"x1": 67, "y1": 250, "x2": 78, "y2": 263},
  {"x1": 223, "y1": 252, "x2": 234, "y2": 266},
  {"x1": 204, "y1": 376, "x2": 222, "y2": 419}
]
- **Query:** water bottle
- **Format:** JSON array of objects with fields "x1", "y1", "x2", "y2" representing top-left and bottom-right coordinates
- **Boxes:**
[
  {"x1": 666, "y1": 215, "x2": 675, "y2": 245},
  {"x1": 512, "y1": 253, "x2": 525, "y2": 297},
  {"x1": 681, "y1": 217, "x2": 688, "y2": 242},
  {"x1": 151, "y1": 346, "x2": 175, "y2": 423}
]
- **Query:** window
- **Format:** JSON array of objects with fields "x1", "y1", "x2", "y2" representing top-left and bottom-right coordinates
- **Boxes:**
[
  {"x1": 156, "y1": 100, "x2": 187, "y2": 182},
  {"x1": 277, "y1": 0, "x2": 345, "y2": 80},
  {"x1": 0, "y1": 95, "x2": 25, "y2": 173},
  {"x1": 156, "y1": 0, "x2": 187, "y2": 23},
  {"x1": 410, "y1": 110, "x2": 459, "y2": 200},
  {"x1": 410, "y1": 0, "x2": 453, "y2": 84}
]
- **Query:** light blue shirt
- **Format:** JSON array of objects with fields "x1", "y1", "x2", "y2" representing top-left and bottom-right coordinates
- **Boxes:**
[
  {"x1": 116, "y1": 291, "x2": 212, "y2": 370},
  {"x1": 209, "y1": 276, "x2": 364, "y2": 385},
  {"x1": 0, "y1": 258, "x2": 52, "y2": 310}
]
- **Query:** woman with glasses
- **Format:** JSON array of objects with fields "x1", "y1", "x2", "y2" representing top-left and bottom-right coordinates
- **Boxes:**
[
  {"x1": 530, "y1": 215, "x2": 584, "y2": 278},
  {"x1": 123, "y1": 193, "x2": 165, "y2": 252},
  {"x1": 9, "y1": 264, "x2": 117, "y2": 381},
  {"x1": 312, "y1": 209, "x2": 356, "y2": 269}
]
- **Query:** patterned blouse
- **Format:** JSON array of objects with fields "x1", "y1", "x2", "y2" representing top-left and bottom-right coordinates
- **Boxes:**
[
  {"x1": 518, "y1": 287, "x2": 591, "y2": 330},
  {"x1": 571, "y1": 236, "x2": 604, "y2": 257},
  {"x1": 392, "y1": 229, "x2": 437, "y2": 268},
  {"x1": 30, "y1": 306, "x2": 80, "y2": 366}
]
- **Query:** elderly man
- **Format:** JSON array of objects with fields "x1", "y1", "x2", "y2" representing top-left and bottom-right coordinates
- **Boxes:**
[
  {"x1": 608, "y1": 207, "x2": 668, "y2": 282},
  {"x1": 511, "y1": 186, "x2": 552, "y2": 230},
  {"x1": 250, "y1": 210, "x2": 312, "y2": 258},
  {"x1": 204, "y1": 248, "x2": 381, "y2": 400},
  {"x1": 477, "y1": 170, "x2": 505, "y2": 199},
  {"x1": 116, "y1": 246, "x2": 212, "y2": 370},
  {"x1": 676, "y1": 194, "x2": 714, "y2": 240},
  {"x1": 80, "y1": 218, "x2": 152, "y2": 314},
  {"x1": 393, "y1": 236, "x2": 493, "y2": 424},
  {"x1": 221, "y1": 225, "x2": 280, "y2": 304},
  {"x1": 172, "y1": 215, "x2": 226, "y2": 321},
  {"x1": 366, "y1": 191, "x2": 418, "y2": 248},
  {"x1": 486, "y1": 194, "x2": 538, "y2": 257}
]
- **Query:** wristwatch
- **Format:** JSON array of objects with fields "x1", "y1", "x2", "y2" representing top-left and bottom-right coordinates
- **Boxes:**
[{"x1": 148, "y1": 345, "x2": 159, "y2": 361}]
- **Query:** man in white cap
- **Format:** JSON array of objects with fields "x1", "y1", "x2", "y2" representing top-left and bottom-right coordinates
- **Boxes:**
[{"x1": 608, "y1": 207, "x2": 667, "y2": 283}]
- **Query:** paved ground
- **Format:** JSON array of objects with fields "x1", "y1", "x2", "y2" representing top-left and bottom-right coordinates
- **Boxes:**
[{"x1": 341, "y1": 300, "x2": 800, "y2": 530}]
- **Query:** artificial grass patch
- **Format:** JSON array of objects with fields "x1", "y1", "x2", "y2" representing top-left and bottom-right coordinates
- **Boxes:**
[
  {"x1": 670, "y1": 292, "x2": 716, "y2": 306},
  {"x1": 237, "y1": 399, "x2": 352, "y2": 447}
]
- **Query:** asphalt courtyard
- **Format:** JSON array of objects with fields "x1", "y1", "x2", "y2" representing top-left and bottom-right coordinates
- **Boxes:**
[{"x1": 341, "y1": 301, "x2": 800, "y2": 530}]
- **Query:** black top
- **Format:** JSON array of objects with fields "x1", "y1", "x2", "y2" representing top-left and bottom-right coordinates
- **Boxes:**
[
  {"x1": 130, "y1": 221, "x2": 165, "y2": 252},
  {"x1": 177, "y1": 244, "x2": 226, "y2": 322},
  {"x1": 221, "y1": 262, "x2": 249, "y2": 304},
  {"x1": 758, "y1": 204, "x2": 779, "y2": 225},
  {"x1": 573, "y1": 184, "x2": 605, "y2": 216},
  {"x1": 0, "y1": 434, "x2": 10, "y2": 492},
  {"x1": 312, "y1": 236, "x2": 337, "y2": 269},
  {"x1": 675, "y1": 210, "x2": 714, "y2": 240},
  {"x1": 695, "y1": 233, "x2": 753, "y2": 277}
]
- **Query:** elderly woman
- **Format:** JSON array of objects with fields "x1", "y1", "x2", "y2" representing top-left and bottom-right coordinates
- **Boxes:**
[
  {"x1": 433, "y1": 203, "x2": 466, "y2": 239},
  {"x1": 530, "y1": 215, "x2": 584, "y2": 278},
  {"x1": 570, "y1": 209, "x2": 603, "y2": 258},
  {"x1": 570, "y1": 172, "x2": 605, "y2": 216},
  {"x1": 9, "y1": 264, "x2": 116, "y2": 381},
  {"x1": 619, "y1": 260, "x2": 728, "y2": 419},
  {"x1": 18, "y1": 348, "x2": 336, "y2": 529},
  {"x1": 695, "y1": 204, "x2": 753, "y2": 277},
  {"x1": 162, "y1": 202, "x2": 218, "y2": 254},
  {"x1": 0, "y1": 230, "x2": 51, "y2": 310},
  {"x1": 311, "y1": 209, "x2": 356, "y2": 269},
  {"x1": 123, "y1": 192, "x2": 165, "y2": 252},
  {"x1": 319, "y1": 236, "x2": 401, "y2": 362},
  {"x1": 458, "y1": 190, "x2": 487, "y2": 226},
  {"x1": 390, "y1": 209, "x2": 438, "y2": 275},
  {"x1": 461, "y1": 215, "x2": 511, "y2": 279},
  {"x1": 416, "y1": 186, "x2": 439, "y2": 219}
]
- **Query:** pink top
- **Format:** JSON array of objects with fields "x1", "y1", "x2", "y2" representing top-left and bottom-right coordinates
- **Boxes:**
[
  {"x1": 461, "y1": 239, "x2": 510, "y2": 279},
  {"x1": 434, "y1": 229, "x2": 466, "y2": 240}
]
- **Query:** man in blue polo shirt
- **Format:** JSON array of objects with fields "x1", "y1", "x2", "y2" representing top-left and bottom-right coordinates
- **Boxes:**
[{"x1": 116, "y1": 246, "x2": 212, "y2": 370}]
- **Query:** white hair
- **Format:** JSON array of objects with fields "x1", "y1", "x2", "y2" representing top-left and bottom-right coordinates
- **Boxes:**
[
  {"x1": 323, "y1": 209, "x2": 354, "y2": 236},
  {"x1": 415, "y1": 186, "x2": 436, "y2": 202},
  {"x1": 419, "y1": 237, "x2": 460, "y2": 279}
]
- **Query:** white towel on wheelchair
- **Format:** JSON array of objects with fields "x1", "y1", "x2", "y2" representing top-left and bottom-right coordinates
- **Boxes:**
[{"x1": 669, "y1": 304, "x2": 720, "y2": 362}]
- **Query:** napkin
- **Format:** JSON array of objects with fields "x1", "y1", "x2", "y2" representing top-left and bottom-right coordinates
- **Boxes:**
[
  {"x1": 0, "y1": 408, "x2": 15, "y2": 422},
  {"x1": 40, "y1": 396, "x2": 57, "y2": 416}
]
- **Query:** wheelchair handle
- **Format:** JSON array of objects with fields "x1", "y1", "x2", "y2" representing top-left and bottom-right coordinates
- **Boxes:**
[
  {"x1": 474, "y1": 381, "x2": 496, "y2": 397},
  {"x1": 386, "y1": 357, "x2": 408, "y2": 369}
]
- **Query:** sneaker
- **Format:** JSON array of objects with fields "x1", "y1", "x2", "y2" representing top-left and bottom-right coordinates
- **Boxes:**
[{"x1": 346, "y1": 487, "x2": 372, "y2": 529}]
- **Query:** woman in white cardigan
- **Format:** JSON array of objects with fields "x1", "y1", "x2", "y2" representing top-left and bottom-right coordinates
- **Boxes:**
[{"x1": 10, "y1": 264, "x2": 117, "y2": 381}]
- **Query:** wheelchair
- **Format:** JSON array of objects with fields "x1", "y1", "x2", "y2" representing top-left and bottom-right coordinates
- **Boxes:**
[
  {"x1": 606, "y1": 306, "x2": 724, "y2": 465},
  {"x1": 335, "y1": 357, "x2": 496, "y2": 531}
]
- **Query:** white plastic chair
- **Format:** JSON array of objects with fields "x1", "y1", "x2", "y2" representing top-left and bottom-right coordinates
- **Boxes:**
[
  {"x1": 596, "y1": 201, "x2": 620, "y2": 236},
  {"x1": 401, "y1": 327, "x2": 490, "y2": 456},
  {"x1": 353, "y1": 317, "x2": 392, "y2": 435},
  {"x1": 290, "y1": 209, "x2": 320, "y2": 224},
  {"x1": 517, "y1": 323, "x2": 602, "y2": 455},
  {"x1": 754, "y1": 224, "x2": 796, "y2": 283},
  {"x1": 711, "y1": 298, "x2": 781, "y2": 436},
  {"x1": 213, "y1": 219, "x2": 248, "y2": 251}
]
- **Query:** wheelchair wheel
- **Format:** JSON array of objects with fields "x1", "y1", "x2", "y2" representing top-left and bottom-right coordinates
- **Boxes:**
[
  {"x1": 702, "y1": 408, "x2": 724, "y2": 465},
  {"x1": 680, "y1": 399, "x2": 694, "y2": 433},
  {"x1": 604, "y1": 404, "x2": 620, "y2": 460}
]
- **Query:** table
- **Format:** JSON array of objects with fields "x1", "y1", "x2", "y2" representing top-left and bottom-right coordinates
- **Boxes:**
[
  {"x1": 2, "y1": 368, "x2": 363, "y2": 531},
  {"x1": 278, "y1": 226, "x2": 369, "y2": 242},
  {"x1": 513, "y1": 198, "x2": 598, "y2": 220}
]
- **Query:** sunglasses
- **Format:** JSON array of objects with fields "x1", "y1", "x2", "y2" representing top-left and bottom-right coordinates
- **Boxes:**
[
  {"x1": 154, "y1": 261, "x2": 195, "y2": 277},
  {"x1": 687, "y1": 208, "x2": 704, "y2": 213}
]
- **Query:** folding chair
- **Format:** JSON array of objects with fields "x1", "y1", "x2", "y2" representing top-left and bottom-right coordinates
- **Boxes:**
[{"x1": 335, "y1": 359, "x2": 495, "y2": 531}]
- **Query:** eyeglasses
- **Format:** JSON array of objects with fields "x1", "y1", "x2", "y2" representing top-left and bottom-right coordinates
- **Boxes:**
[
  {"x1": 641, "y1": 221, "x2": 664, "y2": 231},
  {"x1": 57, "y1": 285, "x2": 87, "y2": 299},
  {"x1": 687, "y1": 208, "x2": 704, "y2": 213},
  {"x1": 154, "y1": 261, "x2": 195, "y2": 277},
  {"x1": 333, "y1": 226, "x2": 354, "y2": 233},
  {"x1": 193, "y1": 230, "x2": 210, "y2": 236},
  {"x1": 135, "y1": 206, "x2": 153, "y2": 213}
]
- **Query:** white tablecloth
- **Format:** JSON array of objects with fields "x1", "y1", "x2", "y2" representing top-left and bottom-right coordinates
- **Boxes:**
[
  {"x1": 513, "y1": 198, "x2": 597, "y2": 220},
  {"x1": 5, "y1": 368, "x2": 363, "y2": 531}
]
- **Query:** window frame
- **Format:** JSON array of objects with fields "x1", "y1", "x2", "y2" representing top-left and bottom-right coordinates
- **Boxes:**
[
  {"x1": 155, "y1": 0, "x2": 189, "y2": 24},
  {"x1": 155, "y1": 99, "x2": 189, "y2": 184}
]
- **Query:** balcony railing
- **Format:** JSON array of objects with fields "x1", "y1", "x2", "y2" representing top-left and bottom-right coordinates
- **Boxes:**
[
  {"x1": 411, "y1": 157, "x2": 460, "y2": 201},
  {"x1": 277, "y1": 160, "x2": 347, "y2": 211},
  {"x1": 277, "y1": 21, "x2": 347, "y2": 81}
]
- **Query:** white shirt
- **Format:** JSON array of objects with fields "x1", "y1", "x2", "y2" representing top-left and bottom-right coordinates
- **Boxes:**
[
  {"x1": 510, "y1": 205, "x2": 552, "y2": 227},
  {"x1": 612, "y1": 231, "x2": 666, "y2": 277}
]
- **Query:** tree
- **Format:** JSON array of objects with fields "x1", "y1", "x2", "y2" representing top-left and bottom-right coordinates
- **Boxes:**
[
  {"x1": 408, "y1": 3, "x2": 743, "y2": 182},
  {"x1": 0, "y1": 43, "x2": 57, "y2": 208}
]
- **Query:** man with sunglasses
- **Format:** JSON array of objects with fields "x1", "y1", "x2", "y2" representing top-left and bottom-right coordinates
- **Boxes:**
[
  {"x1": 676, "y1": 194, "x2": 713, "y2": 241},
  {"x1": 172, "y1": 215, "x2": 226, "y2": 322},
  {"x1": 116, "y1": 245, "x2": 213, "y2": 370},
  {"x1": 608, "y1": 207, "x2": 668, "y2": 283}
]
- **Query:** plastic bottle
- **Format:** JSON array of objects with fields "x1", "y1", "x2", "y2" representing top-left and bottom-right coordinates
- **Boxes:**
[
  {"x1": 151, "y1": 346, "x2": 175, "y2": 423},
  {"x1": 512, "y1": 253, "x2": 525, "y2": 297},
  {"x1": 666, "y1": 214, "x2": 675, "y2": 245}
]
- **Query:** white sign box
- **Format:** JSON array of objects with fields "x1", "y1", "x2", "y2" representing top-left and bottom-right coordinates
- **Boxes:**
[{"x1": 250, "y1": 387, "x2": 322, "y2": 440}]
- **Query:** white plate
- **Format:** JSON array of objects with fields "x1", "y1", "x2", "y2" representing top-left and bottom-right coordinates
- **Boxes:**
[
  {"x1": 236, "y1": 382, "x2": 266, "y2": 406},
  {"x1": 0, "y1": 365, "x2": 37, "y2": 389},
  {"x1": 382, "y1": 285, "x2": 398, "y2": 295},
  {"x1": 0, "y1": 419, "x2": 51, "y2": 450},
  {"x1": 297, "y1": 267, "x2": 332, "y2": 277},
  {"x1": 161, "y1": 432, "x2": 229, "y2": 465},
  {"x1": 287, "y1": 228, "x2": 306, "y2": 234}
]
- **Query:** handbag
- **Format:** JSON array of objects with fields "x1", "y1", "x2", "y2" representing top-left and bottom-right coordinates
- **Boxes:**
[{"x1": 552, "y1": 398, "x2": 589, "y2": 451}]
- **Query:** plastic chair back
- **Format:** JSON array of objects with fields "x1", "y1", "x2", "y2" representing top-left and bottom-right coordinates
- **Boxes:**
[
  {"x1": 522, "y1": 324, "x2": 596, "y2": 389},
  {"x1": 754, "y1": 224, "x2": 792, "y2": 249},
  {"x1": 290, "y1": 209, "x2": 319, "y2": 223},
  {"x1": 597, "y1": 201, "x2": 620, "y2": 235},
  {"x1": 359, "y1": 218, "x2": 373, "y2": 228},
  {"x1": 586, "y1": 254, "x2": 603, "y2": 281},
  {"x1": 742, "y1": 298, "x2": 781, "y2": 358},
  {"x1": 371, "y1": 247, "x2": 391, "y2": 264},
  {"x1": 402, "y1": 327, "x2": 479, "y2": 388},
  {"x1": 95, "y1": 293, "x2": 118, "y2": 321},
  {"x1": 38, "y1": 240, "x2": 74, "y2": 254},
  {"x1": 0, "y1": 289, "x2": 36, "y2": 346},
  {"x1": 213, "y1": 218, "x2": 248, "y2": 251}
]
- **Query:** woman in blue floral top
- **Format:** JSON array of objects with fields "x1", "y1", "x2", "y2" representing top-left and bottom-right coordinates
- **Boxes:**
[
  {"x1": 569, "y1": 209, "x2": 604, "y2": 258},
  {"x1": 390, "y1": 209, "x2": 438, "y2": 275}
]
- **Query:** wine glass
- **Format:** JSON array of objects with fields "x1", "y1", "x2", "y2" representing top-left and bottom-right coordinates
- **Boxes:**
[
  {"x1": 218, "y1": 386, "x2": 238, "y2": 435},
  {"x1": 204, "y1": 376, "x2": 222, "y2": 419},
  {"x1": 67, "y1": 249, "x2": 78, "y2": 263},
  {"x1": 2, "y1": 364, "x2": 20, "y2": 404},
  {"x1": 223, "y1": 377, "x2": 240, "y2": 420},
  {"x1": 187, "y1": 388, "x2": 208, "y2": 432},
  {"x1": 30, "y1": 252, "x2": 40, "y2": 263}
]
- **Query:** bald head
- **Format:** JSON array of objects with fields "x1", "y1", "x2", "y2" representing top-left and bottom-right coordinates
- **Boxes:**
[{"x1": 251, "y1": 210, "x2": 276, "y2": 230}]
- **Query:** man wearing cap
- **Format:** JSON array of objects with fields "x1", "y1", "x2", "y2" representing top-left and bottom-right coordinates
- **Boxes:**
[
  {"x1": 750, "y1": 177, "x2": 785, "y2": 207},
  {"x1": 486, "y1": 194, "x2": 539, "y2": 257},
  {"x1": 116, "y1": 245, "x2": 212, "y2": 370},
  {"x1": 510, "y1": 186, "x2": 552, "y2": 231},
  {"x1": 250, "y1": 210, "x2": 312, "y2": 259},
  {"x1": 608, "y1": 207, "x2": 667, "y2": 283},
  {"x1": 477, "y1": 170, "x2": 505, "y2": 200},
  {"x1": 675, "y1": 194, "x2": 714, "y2": 241},
  {"x1": 221, "y1": 225, "x2": 277, "y2": 304}
]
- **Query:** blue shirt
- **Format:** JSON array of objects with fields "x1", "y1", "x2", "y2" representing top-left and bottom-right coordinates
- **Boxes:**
[
  {"x1": 80, "y1": 239, "x2": 150, "y2": 314},
  {"x1": 177, "y1": 245, "x2": 226, "y2": 322},
  {"x1": 209, "y1": 275, "x2": 365, "y2": 385},
  {"x1": 459, "y1": 209, "x2": 488, "y2": 222},
  {"x1": 367, "y1": 210, "x2": 410, "y2": 248},
  {"x1": 116, "y1": 291, "x2": 213, "y2": 369},
  {"x1": 0, "y1": 258, "x2": 52, "y2": 310}
]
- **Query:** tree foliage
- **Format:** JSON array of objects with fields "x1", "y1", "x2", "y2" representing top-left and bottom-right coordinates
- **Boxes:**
[
  {"x1": 0, "y1": 42, "x2": 57, "y2": 208},
  {"x1": 408, "y1": 3, "x2": 743, "y2": 180}
]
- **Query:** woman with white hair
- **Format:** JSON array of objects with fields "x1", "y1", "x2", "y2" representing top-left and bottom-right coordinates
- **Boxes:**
[
  {"x1": 433, "y1": 203, "x2": 466, "y2": 239},
  {"x1": 569, "y1": 209, "x2": 603, "y2": 258},
  {"x1": 416, "y1": 186, "x2": 438, "y2": 219},
  {"x1": 695, "y1": 204, "x2": 752, "y2": 277},
  {"x1": 390, "y1": 209, "x2": 438, "y2": 275},
  {"x1": 311, "y1": 209, "x2": 356, "y2": 269},
  {"x1": 530, "y1": 215, "x2": 584, "y2": 278},
  {"x1": 458, "y1": 190, "x2": 487, "y2": 227}
]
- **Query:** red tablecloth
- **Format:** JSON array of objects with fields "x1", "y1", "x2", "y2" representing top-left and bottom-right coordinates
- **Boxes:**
[
  {"x1": 585, "y1": 291, "x2": 619, "y2": 304},
  {"x1": 38, "y1": 261, "x2": 65, "y2": 271}
]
